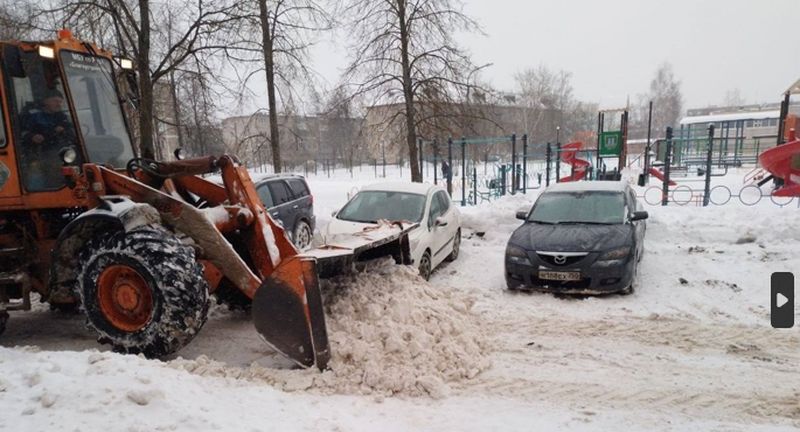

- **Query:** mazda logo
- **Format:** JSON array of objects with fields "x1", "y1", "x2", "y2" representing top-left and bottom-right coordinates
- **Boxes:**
[{"x1": 554, "y1": 255, "x2": 567, "y2": 265}]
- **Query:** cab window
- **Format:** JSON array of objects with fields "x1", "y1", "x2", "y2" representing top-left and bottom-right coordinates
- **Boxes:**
[
  {"x1": 60, "y1": 51, "x2": 134, "y2": 167},
  {"x1": 2, "y1": 46, "x2": 79, "y2": 191}
]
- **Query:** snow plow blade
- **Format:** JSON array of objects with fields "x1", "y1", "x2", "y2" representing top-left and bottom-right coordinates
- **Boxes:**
[
  {"x1": 253, "y1": 256, "x2": 330, "y2": 370},
  {"x1": 252, "y1": 223, "x2": 413, "y2": 370}
]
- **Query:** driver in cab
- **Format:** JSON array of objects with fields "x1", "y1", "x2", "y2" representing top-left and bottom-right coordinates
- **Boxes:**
[{"x1": 20, "y1": 88, "x2": 77, "y2": 190}]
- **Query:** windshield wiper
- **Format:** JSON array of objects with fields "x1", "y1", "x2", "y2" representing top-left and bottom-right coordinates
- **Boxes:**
[
  {"x1": 339, "y1": 217, "x2": 377, "y2": 224},
  {"x1": 558, "y1": 221, "x2": 615, "y2": 225},
  {"x1": 530, "y1": 220, "x2": 558, "y2": 225}
]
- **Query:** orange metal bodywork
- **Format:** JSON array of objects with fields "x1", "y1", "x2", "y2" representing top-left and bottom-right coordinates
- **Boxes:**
[{"x1": 0, "y1": 31, "x2": 341, "y2": 369}]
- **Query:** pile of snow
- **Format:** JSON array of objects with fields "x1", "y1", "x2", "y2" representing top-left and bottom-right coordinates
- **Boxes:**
[{"x1": 170, "y1": 260, "x2": 490, "y2": 398}]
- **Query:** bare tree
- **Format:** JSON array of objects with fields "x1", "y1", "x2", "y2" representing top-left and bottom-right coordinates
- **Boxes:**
[
  {"x1": 176, "y1": 61, "x2": 225, "y2": 157},
  {"x1": 723, "y1": 88, "x2": 746, "y2": 107},
  {"x1": 223, "y1": 0, "x2": 331, "y2": 173},
  {"x1": 340, "y1": 0, "x2": 483, "y2": 182},
  {"x1": 514, "y1": 65, "x2": 591, "y2": 143},
  {"x1": 648, "y1": 63, "x2": 683, "y2": 134},
  {"x1": 0, "y1": 1, "x2": 35, "y2": 39},
  {"x1": 37, "y1": 0, "x2": 245, "y2": 159},
  {"x1": 322, "y1": 87, "x2": 364, "y2": 167}
]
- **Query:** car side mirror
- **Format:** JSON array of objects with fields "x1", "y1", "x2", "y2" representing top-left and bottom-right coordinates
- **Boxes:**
[
  {"x1": 630, "y1": 211, "x2": 649, "y2": 222},
  {"x1": 516, "y1": 211, "x2": 528, "y2": 221}
]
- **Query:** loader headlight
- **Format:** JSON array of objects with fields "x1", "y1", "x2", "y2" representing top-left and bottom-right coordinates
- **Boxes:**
[
  {"x1": 599, "y1": 247, "x2": 630, "y2": 261},
  {"x1": 506, "y1": 244, "x2": 531, "y2": 265},
  {"x1": 61, "y1": 147, "x2": 78, "y2": 165},
  {"x1": 38, "y1": 46, "x2": 55, "y2": 59}
]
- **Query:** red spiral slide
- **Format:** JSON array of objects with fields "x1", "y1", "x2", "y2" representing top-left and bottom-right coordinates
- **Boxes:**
[
  {"x1": 559, "y1": 141, "x2": 591, "y2": 182},
  {"x1": 758, "y1": 136, "x2": 800, "y2": 197}
]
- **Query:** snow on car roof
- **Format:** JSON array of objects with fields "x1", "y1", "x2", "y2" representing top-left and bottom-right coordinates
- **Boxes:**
[
  {"x1": 253, "y1": 173, "x2": 305, "y2": 183},
  {"x1": 361, "y1": 181, "x2": 438, "y2": 195},
  {"x1": 544, "y1": 181, "x2": 627, "y2": 193}
]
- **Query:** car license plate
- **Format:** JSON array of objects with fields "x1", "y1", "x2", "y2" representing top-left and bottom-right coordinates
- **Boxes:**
[{"x1": 539, "y1": 271, "x2": 581, "y2": 281}]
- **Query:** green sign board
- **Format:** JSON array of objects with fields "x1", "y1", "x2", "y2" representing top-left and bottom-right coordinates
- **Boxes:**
[{"x1": 599, "y1": 131, "x2": 623, "y2": 157}]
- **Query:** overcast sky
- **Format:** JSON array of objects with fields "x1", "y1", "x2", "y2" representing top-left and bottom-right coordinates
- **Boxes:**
[{"x1": 243, "y1": 0, "x2": 799, "y2": 115}]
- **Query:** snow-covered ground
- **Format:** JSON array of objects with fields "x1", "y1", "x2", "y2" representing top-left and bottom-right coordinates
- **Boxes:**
[{"x1": 2, "y1": 166, "x2": 799, "y2": 431}]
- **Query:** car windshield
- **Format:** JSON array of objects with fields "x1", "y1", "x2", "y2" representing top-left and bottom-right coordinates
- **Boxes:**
[
  {"x1": 528, "y1": 191, "x2": 625, "y2": 225},
  {"x1": 337, "y1": 191, "x2": 426, "y2": 224}
]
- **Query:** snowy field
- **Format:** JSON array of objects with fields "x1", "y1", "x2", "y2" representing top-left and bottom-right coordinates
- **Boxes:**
[{"x1": 2, "y1": 165, "x2": 799, "y2": 431}]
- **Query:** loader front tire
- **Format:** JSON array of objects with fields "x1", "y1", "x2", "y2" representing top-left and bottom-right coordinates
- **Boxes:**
[{"x1": 77, "y1": 225, "x2": 209, "y2": 358}]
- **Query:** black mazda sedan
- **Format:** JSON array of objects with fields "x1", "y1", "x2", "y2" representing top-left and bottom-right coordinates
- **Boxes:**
[{"x1": 505, "y1": 181, "x2": 648, "y2": 295}]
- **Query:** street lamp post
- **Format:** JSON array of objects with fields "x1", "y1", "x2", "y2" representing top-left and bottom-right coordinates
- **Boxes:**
[{"x1": 556, "y1": 126, "x2": 561, "y2": 146}]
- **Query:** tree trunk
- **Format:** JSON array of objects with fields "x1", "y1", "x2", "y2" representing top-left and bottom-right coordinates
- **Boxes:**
[
  {"x1": 167, "y1": 13, "x2": 184, "y2": 157},
  {"x1": 259, "y1": 0, "x2": 282, "y2": 173},
  {"x1": 137, "y1": 0, "x2": 155, "y2": 159},
  {"x1": 169, "y1": 70, "x2": 184, "y2": 154},
  {"x1": 397, "y1": 0, "x2": 421, "y2": 182}
]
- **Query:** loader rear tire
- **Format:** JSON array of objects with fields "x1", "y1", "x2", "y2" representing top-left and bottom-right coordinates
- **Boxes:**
[{"x1": 77, "y1": 225, "x2": 209, "y2": 358}]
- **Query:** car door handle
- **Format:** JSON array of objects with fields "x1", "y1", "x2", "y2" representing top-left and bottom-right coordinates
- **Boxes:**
[{"x1": 292, "y1": 205, "x2": 299, "y2": 209}]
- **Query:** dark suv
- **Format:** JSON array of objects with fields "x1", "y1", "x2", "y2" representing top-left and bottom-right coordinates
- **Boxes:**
[{"x1": 254, "y1": 175, "x2": 315, "y2": 249}]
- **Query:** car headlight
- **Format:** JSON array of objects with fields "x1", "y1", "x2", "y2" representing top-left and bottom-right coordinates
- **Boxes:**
[
  {"x1": 599, "y1": 247, "x2": 630, "y2": 261},
  {"x1": 506, "y1": 244, "x2": 531, "y2": 265}
]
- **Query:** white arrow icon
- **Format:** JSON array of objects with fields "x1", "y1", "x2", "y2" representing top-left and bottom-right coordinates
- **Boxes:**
[{"x1": 777, "y1": 293, "x2": 789, "y2": 308}]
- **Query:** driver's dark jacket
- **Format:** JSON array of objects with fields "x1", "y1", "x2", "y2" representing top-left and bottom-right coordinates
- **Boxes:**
[
  {"x1": 21, "y1": 109, "x2": 76, "y2": 152},
  {"x1": 19, "y1": 109, "x2": 76, "y2": 189}
]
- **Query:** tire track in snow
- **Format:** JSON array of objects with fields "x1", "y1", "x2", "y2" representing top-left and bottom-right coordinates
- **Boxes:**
[
  {"x1": 461, "y1": 310, "x2": 800, "y2": 424},
  {"x1": 487, "y1": 313, "x2": 800, "y2": 356}
]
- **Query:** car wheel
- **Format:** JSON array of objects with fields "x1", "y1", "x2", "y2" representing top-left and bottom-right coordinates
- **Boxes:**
[
  {"x1": 292, "y1": 220, "x2": 313, "y2": 251},
  {"x1": 445, "y1": 229, "x2": 461, "y2": 262},
  {"x1": 621, "y1": 262, "x2": 639, "y2": 295},
  {"x1": 418, "y1": 250, "x2": 432, "y2": 281},
  {"x1": 0, "y1": 309, "x2": 8, "y2": 337}
]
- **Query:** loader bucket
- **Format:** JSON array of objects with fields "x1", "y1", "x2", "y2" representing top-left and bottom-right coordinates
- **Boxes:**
[
  {"x1": 252, "y1": 223, "x2": 413, "y2": 370},
  {"x1": 252, "y1": 255, "x2": 330, "y2": 370}
]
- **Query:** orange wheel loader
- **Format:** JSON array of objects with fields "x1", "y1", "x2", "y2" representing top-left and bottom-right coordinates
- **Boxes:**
[{"x1": 0, "y1": 31, "x2": 412, "y2": 370}]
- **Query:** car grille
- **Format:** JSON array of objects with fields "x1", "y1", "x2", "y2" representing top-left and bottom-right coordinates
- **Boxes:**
[{"x1": 536, "y1": 252, "x2": 589, "y2": 267}]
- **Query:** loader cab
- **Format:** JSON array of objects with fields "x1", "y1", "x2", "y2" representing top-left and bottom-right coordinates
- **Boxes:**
[{"x1": 0, "y1": 32, "x2": 135, "y2": 200}]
